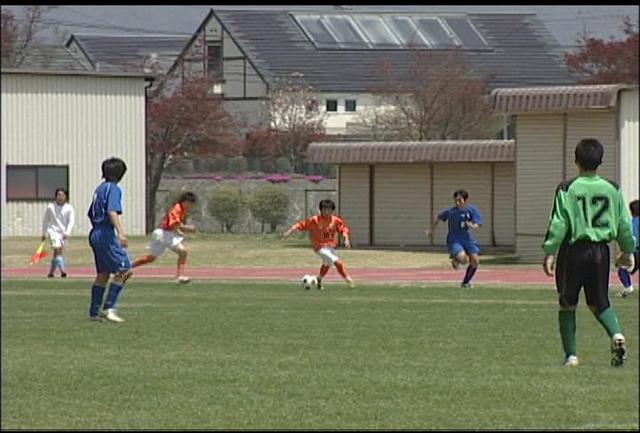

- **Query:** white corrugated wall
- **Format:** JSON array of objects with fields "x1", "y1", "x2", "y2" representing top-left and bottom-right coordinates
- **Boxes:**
[
  {"x1": 374, "y1": 164, "x2": 430, "y2": 246},
  {"x1": 494, "y1": 162, "x2": 515, "y2": 246},
  {"x1": 431, "y1": 163, "x2": 493, "y2": 248},
  {"x1": 516, "y1": 114, "x2": 565, "y2": 261},
  {"x1": 619, "y1": 88, "x2": 639, "y2": 204},
  {"x1": 1, "y1": 72, "x2": 146, "y2": 237},
  {"x1": 337, "y1": 165, "x2": 370, "y2": 246},
  {"x1": 565, "y1": 111, "x2": 616, "y2": 181}
]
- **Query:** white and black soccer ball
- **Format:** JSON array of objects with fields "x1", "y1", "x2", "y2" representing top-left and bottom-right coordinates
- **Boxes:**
[{"x1": 301, "y1": 274, "x2": 318, "y2": 290}]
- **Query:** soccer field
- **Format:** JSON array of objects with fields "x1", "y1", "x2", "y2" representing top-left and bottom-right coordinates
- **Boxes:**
[{"x1": 1, "y1": 279, "x2": 638, "y2": 430}]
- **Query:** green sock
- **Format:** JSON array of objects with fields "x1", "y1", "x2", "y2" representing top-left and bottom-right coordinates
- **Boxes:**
[
  {"x1": 596, "y1": 308, "x2": 622, "y2": 338},
  {"x1": 559, "y1": 310, "x2": 576, "y2": 357}
]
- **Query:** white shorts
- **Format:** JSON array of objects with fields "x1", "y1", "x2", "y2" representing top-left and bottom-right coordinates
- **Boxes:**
[
  {"x1": 316, "y1": 247, "x2": 340, "y2": 266},
  {"x1": 148, "y1": 228, "x2": 184, "y2": 257},
  {"x1": 47, "y1": 229, "x2": 65, "y2": 249}
]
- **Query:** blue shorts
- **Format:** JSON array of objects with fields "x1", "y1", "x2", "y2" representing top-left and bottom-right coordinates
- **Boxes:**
[
  {"x1": 89, "y1": 227, "x2": 131, "y2": 275},
  {"x1": 447, "y1": 238, "x2": 480, "y2": 257}
]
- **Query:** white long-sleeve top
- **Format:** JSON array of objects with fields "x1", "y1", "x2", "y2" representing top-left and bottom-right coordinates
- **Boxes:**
[{"x1": 42, "y1": 202, "x2": 75, "y2": 236}]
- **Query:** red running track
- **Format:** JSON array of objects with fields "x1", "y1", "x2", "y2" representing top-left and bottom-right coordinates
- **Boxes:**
[{"x1": 0, "y1": 266, "x2": 630, "y2": 286}]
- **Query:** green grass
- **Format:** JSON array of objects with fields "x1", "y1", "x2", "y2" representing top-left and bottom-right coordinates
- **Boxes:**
[
  {"x1": 1, "y1": 234, "x2": 536, "y2": 269},
  {"x1": 1, "y1": 279, "x2": 637, "y2": 429}
]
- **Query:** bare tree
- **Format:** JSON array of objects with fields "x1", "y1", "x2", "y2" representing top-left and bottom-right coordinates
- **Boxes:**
[
  {"x1": 262, "y1": 73, "x2": 326, "y2": 171},
  {"x1": 353, "y1": 50, "x2": 500, "y2": 141},
  {"x1": 1, "y1": 6, "x2": 57, "y2": 67}
]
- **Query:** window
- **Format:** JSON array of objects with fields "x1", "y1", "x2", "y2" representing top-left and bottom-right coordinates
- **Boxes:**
[
  {"x1": 207, "y1": 43, "x2": 223, "y2": 78},
  {"x1": 296, "y1": 15, "x2": 337, "y2": 48},
  {"x1": 353, "y1": 15, "x2": 400, "y2": 48},
  {"x1": 293, "y1": 13, "x2": 490, "y2": 50},
  {"x1": 345, "y1": 99, "x2": 357, "y2": 112},
  {"x1": 6, "y1": 165, "x2": 68, "y2": 201},
  {"x1": 323, "y1": 15, "x2": 368, "y2": 48},
  {"x1": 443, "y1": 16, "x2": 488, "y2": 49},
  {"x1": 412, "y1": 17, "x2": 459, "y2": 48},
  {"x1": 326, "y1": 99, "x2": 338, "y2": 112},
  {"x1": 384, "y1": 16, "x2": 430, "y2": 48}
]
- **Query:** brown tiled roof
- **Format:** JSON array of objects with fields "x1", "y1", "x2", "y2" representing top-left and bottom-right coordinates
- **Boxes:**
[
  {"x1": 307, "y1": 140, "x2": 515, "y2": 163},
  {"x1": 490, "y1": 84, "x2": 636, "y2": 113}
]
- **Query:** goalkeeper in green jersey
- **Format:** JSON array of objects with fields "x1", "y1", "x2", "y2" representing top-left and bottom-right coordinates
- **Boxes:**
[{"x1": 542, "y1": 138, "x2": 636, "y2": 368}]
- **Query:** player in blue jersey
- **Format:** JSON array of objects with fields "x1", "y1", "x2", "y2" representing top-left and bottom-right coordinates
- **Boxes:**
[
  {"x1": 617, "y1": 199, "x2": 639, "y2": 297},
  {"x1": 426, "y1": 189, "x2": 483, "y2": 288},
  {"x1": 87, "y1": 157, "x2": 132, "y2": 323}
]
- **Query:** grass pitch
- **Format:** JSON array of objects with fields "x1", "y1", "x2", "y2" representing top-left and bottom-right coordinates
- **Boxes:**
[{"x1": 1, "y1": 278, "x2": 637, "y2": 429}]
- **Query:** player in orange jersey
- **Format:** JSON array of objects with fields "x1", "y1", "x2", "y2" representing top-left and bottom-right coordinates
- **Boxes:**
[
  {"x1": 283, "y1": 199, "x2": 355, "y2": 289},
  {"x1": 132, "y1": 192, "x2": 197, "y2": 283}
]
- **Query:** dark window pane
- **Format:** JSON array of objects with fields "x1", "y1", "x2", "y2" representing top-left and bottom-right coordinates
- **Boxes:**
[
  {"x1": 345, "y1": 99, "x2": 357, "y2": 112},
  {"x1": 326, "y1": 99, "x2": 338, "y2": 112},
  {"x1": 38, "y1": 167, "x2": 67, "y2": 199},
  {"x1": 6, "y1": 167, "x2": 36, "y2": 200},
  {"x1": 207, "y1": 43, "x2": 222, "y2": 78}
]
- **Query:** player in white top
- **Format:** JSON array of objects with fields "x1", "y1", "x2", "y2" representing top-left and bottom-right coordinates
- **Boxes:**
[{"x1": 41, "y1": 188, "x2": 75, "y2": 278}]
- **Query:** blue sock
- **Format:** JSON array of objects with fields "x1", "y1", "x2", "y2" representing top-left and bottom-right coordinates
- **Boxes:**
[
  {"x1": 103, "y1": 283, "x2": 124, "y2": 310},
  {"x1": 463, "y1": 266, "x2": 477, "y2": 284},
  {"x1": 618, "y1": 268, "x2": 632, "y2": 288},
  {"x1": 89, "y1": 285, "x2": 106, "y2": 317}
]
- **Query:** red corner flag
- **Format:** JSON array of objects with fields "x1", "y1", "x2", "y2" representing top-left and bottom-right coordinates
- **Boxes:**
[{"x1": 30, "y1": 241, "x2": 48, "y2": 265}]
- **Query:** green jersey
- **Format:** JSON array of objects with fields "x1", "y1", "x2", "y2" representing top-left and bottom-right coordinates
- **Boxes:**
[{"x1": 542, "y1": 174, "x2": 635, "y2": 255}]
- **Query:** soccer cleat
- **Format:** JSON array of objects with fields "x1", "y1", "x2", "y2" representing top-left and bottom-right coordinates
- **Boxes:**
[
  {"x1": 563, "y1": 355, "x2": 579, "y2": 367},
  {"x1": 460, "y1": 282, "x2": 473, "y2": 288},
  {"x1": 47, "y1": 274, "x2": 54, "y2": 278},
  {"x1": 317, "y1": 278, "x2": 324, "y2": 290},
  {"x1": 61, "y1": 272, "x2": 67, "y2": 278},
  {"x1": 611, "y1": 334, "x2": 627, "y2": 367},
  {"x1": 451, "y1": 258, "x2": 461, "y2": 270},
  {"x1": 346, "y1": 277, "x2": 356, "y2": 288},
  {"x1": 101, "y1": 308, "x2": 125, "y2": 323},
  {"x1": 619, "y1": 286, "x2": 634, "y2": 298},
  {"x1": 176, "y1": 276, "x2": 191, "y2": 284}
]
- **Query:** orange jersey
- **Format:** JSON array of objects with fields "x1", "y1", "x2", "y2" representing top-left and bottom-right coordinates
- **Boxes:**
[
  {"x1": 158, "y1": 202, "x2": 186, "y2": 231},
  {"x1": 292, "y1": 215, "x2": 350, "y2": 251}
]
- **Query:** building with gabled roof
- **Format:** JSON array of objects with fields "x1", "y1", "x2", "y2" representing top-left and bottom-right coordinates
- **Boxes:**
[
  {"x1": 161, "y1": 7, "x2": 577, "y2": 135},
  {"x1": 65, "y1": 33, "x2": 191, "y2": 75}
]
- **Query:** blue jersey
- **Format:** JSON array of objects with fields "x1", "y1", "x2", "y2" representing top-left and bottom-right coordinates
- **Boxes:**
[
  {"x1": 88, "y1": 182, "x2": 123, "y2": 229},
  {"x1": 633, "y1": 216, "x2": 639, "y2": 251},
  {"x1": 438, "y1": 204, "x2": 483, "y2": 242}
]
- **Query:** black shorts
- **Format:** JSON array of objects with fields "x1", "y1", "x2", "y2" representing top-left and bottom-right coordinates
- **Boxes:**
[
  {"x1": 632, "y1": 251, "x2": 639, "y2": 275},
  {"x1": 555, "y1": 240, "x2": 610, "y2": 311}
]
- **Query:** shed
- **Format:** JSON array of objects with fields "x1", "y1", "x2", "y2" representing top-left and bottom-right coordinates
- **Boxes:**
[
  {"x1": 1, "y1": 68, "x2": 150, "y2": 237},
  {"x1": 307, "y1": 140, "x2": 516, "y2": 249},
  {"x1": 491, "y1": 84, "x2": 639, "y2": 261}
]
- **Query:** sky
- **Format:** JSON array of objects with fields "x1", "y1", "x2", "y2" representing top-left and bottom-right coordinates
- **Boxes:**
[{"x1": 4, "y1": 5, "x2": 639, "y2": 49}]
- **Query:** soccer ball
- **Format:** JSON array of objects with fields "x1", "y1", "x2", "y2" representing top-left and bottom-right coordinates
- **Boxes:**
[{"x1": 301, "y1": 274, "x2": 318, "y2": 290}]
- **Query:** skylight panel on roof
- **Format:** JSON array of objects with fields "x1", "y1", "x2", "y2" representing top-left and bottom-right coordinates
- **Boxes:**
[
  {"x1": 384, "y1": 16, "x2": 430, "y2": 48},
  {"x1": 443, "y1": 17, "x2": 488, "y2": 49},
  {"x1": 296, "y1": 15, "x2": 338, "y2": 48},
  {"x1": 323, "y1": 16, "x2": 369, "y2": 48},
  {"x1": 412, "y1": 17, "x2": 459, "y2": 48},
  {"x1": 353, "y1": 15, "x2": 401, "y2": 48},
  {"x1": 292, "y1": 13, "x2": 491, "y2": 51}
]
